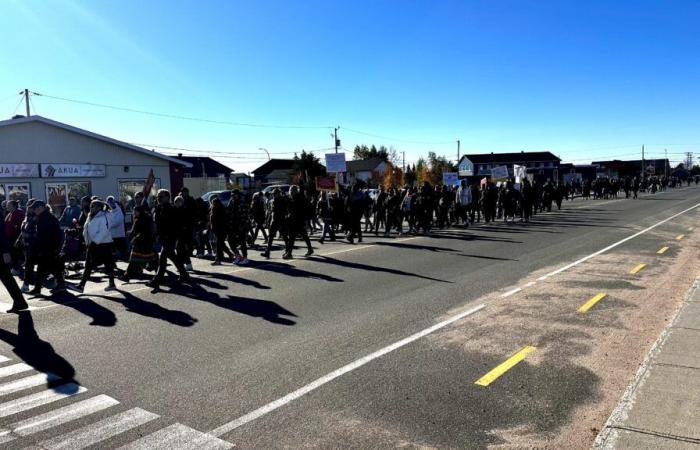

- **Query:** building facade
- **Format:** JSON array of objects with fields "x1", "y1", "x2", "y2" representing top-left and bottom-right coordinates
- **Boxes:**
[
  {"x1": 0, "y1": 115, "x2": 190, "y2": 216},
  {"x1": 458, "y1": 151, "x2": 561, "y2": 180}
]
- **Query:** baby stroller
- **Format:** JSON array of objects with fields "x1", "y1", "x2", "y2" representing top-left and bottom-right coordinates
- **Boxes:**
[{"x1": 61, "y1": 227, "x2": 84, "y2": 278}]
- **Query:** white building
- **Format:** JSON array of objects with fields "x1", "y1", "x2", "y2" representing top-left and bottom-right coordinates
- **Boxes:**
[{"x1": 0, "y1": 115, "x2": 190, "y2": 216}]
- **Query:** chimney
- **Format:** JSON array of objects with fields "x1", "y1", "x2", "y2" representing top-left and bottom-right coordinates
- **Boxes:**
[{"x1": 178, "y1": 153, "x2": 183, "y2": 158}]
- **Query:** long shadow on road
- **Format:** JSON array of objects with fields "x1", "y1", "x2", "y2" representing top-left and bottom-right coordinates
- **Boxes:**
[
  {"x1": 0, "y1": 311, "x2": 79, "y2": 392},
  {"x1": 309, "y1": 255, "x2": 452, "y2": 283},
  {"x1": 91, "y1": 290, "x2": 198, "y2": 327}
]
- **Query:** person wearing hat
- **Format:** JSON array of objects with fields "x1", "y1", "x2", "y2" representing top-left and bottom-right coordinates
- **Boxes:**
[
  {"x1": 0, "y1": 223, "x2": 28, "y2": 312},
  {"x1": 29, "y1": 201, "x2": 66, "y2": 295},
  {"x1": 73, "y1": 200, "x2": 116, "y2": 292}
]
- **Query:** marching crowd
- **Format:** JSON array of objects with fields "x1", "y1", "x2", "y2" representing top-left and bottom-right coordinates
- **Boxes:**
[{"x1": 0, "y1": 175, "x2": 695, "y2": 313}]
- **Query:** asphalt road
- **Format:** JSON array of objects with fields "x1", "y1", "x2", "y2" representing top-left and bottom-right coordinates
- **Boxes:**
[{"x1": 0, "y1": 186, "x2": 699, "y2": 449}]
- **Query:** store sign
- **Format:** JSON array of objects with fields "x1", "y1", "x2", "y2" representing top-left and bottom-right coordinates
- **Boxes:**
[
  {"x1": 41, "y1": 164, "x2": 106, "y2": 178},
  {"x1": 0, "y1": 164, "x2": 40, "y2": 178}
]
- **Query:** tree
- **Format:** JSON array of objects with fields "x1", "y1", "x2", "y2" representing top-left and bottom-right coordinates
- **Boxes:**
[
  {"x1": 292, "y1": 150, "x2": 326, "y2": 187},
  {"x1": 427, "y1": 152, "x2": 456, "y2": 185},
  {"x1": 352, "y1": 144, "x2": 390, "y2": 161}
]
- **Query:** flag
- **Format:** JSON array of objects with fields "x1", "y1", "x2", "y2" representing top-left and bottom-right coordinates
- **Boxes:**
[{"x1": 142, "y1": 169, "x2": 156, "y2": 202}]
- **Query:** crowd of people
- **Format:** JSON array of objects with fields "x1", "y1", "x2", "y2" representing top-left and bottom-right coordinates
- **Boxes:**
[{"x1": 0, "y1": 175, "x2": 696, "y2": 313}]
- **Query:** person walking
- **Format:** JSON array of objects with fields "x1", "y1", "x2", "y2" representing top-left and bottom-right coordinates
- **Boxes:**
[
  {"x1": 29, "y1": 201, "x2": 67, "y2": 295},
  {"x1": 173, "y1": 196, "x2": 194, "y2": 270},
  {"x1": 120, "y1": 205, "x2": 155, "y2": 282},
  {"x1": 106, "y1": 196, "x2": 127, "y2": 262},
  {"x1": 4, "y1": 200, "x2": 25, "y2": 273},
  {"x1": 73, "y1": 200, "x2": 116, "y2": 292},
  {"x1": 1, "y1": 226, "x2": 28, "y2": 313},
  {"x1": 261, "y1": 188, "x2": 289, "y2": 258},
  {"x1": 17, "y1": 202, "x2": 38, "y2": 293},
  {"x1": 285, "y1": 186, "x2": 313, "y2": 259},
  {"x1": 149, "y1": 189, "x2": 189, "y2": 291},
  {"x1": 209, "y1": 196, "x2": 231, "y2": 265}
]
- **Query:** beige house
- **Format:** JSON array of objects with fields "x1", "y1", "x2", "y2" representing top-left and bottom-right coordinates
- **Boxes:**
[{"x1": 0, "y1": 115, "x2": 190, "y2": 215}]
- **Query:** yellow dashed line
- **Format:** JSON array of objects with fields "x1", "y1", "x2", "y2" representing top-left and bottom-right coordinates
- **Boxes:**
[
  {"x1": 578, "y1": 293, "x2": 608, "y2": 313},
  {"x1": 657, "y1": 246, "x2": 669, "y2": 254},
  {"x1": 475, "y1": 346, "x2": 536, "y2": 387},
  {"x1": 629, "y1": 263, "x2": 647, "y2": 274},
  {"x1": 676, "y1": 234, "x2": 685, "y2": 240}
]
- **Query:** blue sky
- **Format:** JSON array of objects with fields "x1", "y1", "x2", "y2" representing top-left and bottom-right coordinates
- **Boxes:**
[{"x1": 2, "y1": 0, "x2": 700, "y2": 172}]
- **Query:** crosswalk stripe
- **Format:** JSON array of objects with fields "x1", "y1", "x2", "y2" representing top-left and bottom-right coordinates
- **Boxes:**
[
  {"x1": 0, "y1": 373, "x2": 61, "y2": 396},
  {"x1": 118, "y1": 423, "x2": 233, "y2": 449},
  {"x1": 0, "y1": 356, "x2": 11, "y2": 363},
  {"x1": 0, "y1": 383, "x2": 86, "y2": 418},
  {"x1": 0, "y1": 363, "x2": 33, "y2": 378},
  {"x1": 0, "y1": 394, "x2": 119, "y2": 442},
  {"x1": 33, "y1": 407, "x2": 159, "y2": 450}
]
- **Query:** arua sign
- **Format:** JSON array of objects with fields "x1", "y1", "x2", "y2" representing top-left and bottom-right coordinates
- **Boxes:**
[
  {"x1": 41, "y1": 164, "x2": 106, "y2": 178},
  {"x1": 0, "y1": 164, "x2": 40, "y2": 178}
]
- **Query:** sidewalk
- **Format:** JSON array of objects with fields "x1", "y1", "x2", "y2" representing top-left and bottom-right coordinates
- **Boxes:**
[{"x1": 594, "y1": 276, "x2": 700, "y2": 448}]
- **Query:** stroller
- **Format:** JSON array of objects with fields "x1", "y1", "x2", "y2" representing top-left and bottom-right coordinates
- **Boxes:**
[{"x1": 60, "y1": 227, "x2": 84, "y2": 278}]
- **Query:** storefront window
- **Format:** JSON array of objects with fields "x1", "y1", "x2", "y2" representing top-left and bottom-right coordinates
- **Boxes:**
[
  {"x1": 118, "y1": 178, "x2": 160, "y2": 212},
  {"x1": 45, "y1": 182, "x2": 91, "y2": 217},
  {"x1": 0, "y1": 183, "x2": 31, "y2": 207}
]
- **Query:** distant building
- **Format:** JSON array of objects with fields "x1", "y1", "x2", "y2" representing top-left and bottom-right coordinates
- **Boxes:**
[
  {"x1": 558, "y1": 163, "x2": 597, "y2": 182},
  {"x1": 458, "y1": 151, "x2": 561, "y2": 181},
  {"x1": 344, "y1": 158, "x2": 387, "y2": 186},
  {"x1": 251, "y1": 159, "x2": 296, "y2": 186},
  {"x1": 592, "y1": 159, "x2": 670, "y2": 178},
  {"x1": 175, "y1": 154, "x2": 234, "y2": 178}
]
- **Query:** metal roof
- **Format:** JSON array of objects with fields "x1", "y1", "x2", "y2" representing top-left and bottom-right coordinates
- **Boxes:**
[{"x1": 0, "y1": 115, "x2": 192, "y2": 167}]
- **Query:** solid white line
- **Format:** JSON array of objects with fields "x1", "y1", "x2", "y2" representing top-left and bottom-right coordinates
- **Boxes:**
[
  {"x1": 536, "y1": 201, "x2": 700, "y2": 281},
  {"x1": 500, "y1": 288, "x2": 521, "y2": 298},
  {"x1": 209, "y1": 303, "x2": 486, "y2": 437},
  {"x1": 1, "y1": 394, "x2": 118, "y2": 438},
  {"x1": 0, "y1": 372, "x2": 60, "y2": 396},
  {"x1": 523, "y1": 281, "x2": 536, "y2": 288},
  {"x1": 36, "y1": 407, "x2": 159, "y2": 450},
  {"x1": 0, "y1": 363, "x2": 33, "y2": 378},
  {"x1": 119, "y1": 423, "x2": 234, "y2": 449},
  {"x1": 0, "y1": 383, "x2": 86, "y2": 418}
]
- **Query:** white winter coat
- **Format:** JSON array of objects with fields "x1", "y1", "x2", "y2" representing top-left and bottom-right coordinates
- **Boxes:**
[
  {"x1": 108, "y1": 205, "x2": 126, "y2": 239},
  {"x1": 83, "y1": 211, "x2": 114, "y2": 245}
]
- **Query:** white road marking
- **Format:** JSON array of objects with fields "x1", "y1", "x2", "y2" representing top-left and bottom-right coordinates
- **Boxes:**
[
  {"x1": 0, "y1": 363, "x2": 33, "y2": 378},
  {"x1": 0, "y1": 383, "x2": 86, "y2": 418},
  {"x1": 0, "y1": 372, "x2": 60, "y2": 396},
  {"x1": 0, "y1": 355, "x2": 10, "y2": 363},
  {"x1": 500, "y1": 287, "x2": 522, "y2": 298},
  {"x1": 523, "y1": 281, "x2": 536, "y2": 287},
  {"x1": 32, "y1": 407, "x2": 159, "y2": 450},
  {"x1": 0, "y1": 394, "x2": 118, "y2": 441},
  {"x1": 209, "y1": 303, "x2": 486, "y2": 437},
  {"x1": 536, "y1": 201, "x2": 700, "y2": 281},
  {"x1": 119, "y1": 423, "x2": 233, "y2": 449}
]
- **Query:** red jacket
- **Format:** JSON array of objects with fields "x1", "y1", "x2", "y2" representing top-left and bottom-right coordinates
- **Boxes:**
[{"x1": 4, "y1": 209, "x2": 25, "y2": 241}]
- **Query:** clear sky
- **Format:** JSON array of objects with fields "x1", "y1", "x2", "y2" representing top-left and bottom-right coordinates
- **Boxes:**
[{"x1": 2, "y1": 0, "x2": 700, "y2": 172}]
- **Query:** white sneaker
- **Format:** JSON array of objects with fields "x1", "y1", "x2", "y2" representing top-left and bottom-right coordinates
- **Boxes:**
[
  {"x1": 185, "y1": 263, "x2": 193, "y2": 272},
  {"x1": 21, "y1": 284, "x2": 30, "y2": 293},
  {"x1": 238, "y1": 258, "x2": 249, "y2": 265}
]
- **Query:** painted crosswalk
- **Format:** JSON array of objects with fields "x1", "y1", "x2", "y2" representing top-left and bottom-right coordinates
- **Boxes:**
[{"x1": 0, "y1": 354, "x2": 233, "y2": 449}]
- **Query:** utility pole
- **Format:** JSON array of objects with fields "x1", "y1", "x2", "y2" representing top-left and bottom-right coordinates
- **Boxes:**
[
  {"x1": 457, "y1": 139, "x2": 461, "y2": 164},
  {"x1": 665, "y1": 149, "x2": 668, "y2": 178},
  {"x1": 24, "y1": 89, "x2": 30, "y2": 116},
  {"x1": 642, "y1": 144, "x2": 645, "y2": 179},
  {"x1": 686, "y1": 151, "x2": 693, "y2": 169},
  {"x1": 334, "y1": 127, "x2": 339, "y2": 154},
  {"x1": 402, "y1": 151, "x2": 405, "y2": 172}
]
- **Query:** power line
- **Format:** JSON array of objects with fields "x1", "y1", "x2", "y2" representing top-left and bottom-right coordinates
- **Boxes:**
[
  {"x1": 31, "y1": 91, "x2": 333, "y2": 130},
  {"x1": 132, "y1": 143, "x2": 300, "y2": 156},
  {"x1": 341, "y1": 127, "x2": 454, "y2": 145}
]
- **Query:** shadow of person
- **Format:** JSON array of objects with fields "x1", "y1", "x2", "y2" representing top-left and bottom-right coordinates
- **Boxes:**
[
  {"x1": 221, "y1": 296, "x2": 297, "y2": 325},
  {"x1": 0, "y1": 311, "x2": 78, "y2": 391},
  {"x1": 91, "y1": 290, "x2": 198, "y2": 327},
  {"x1": 310, "y1": 256, "x2": 451, "y2": 283},
  {"x1": 40, "y1": 291, "x2": 117, "y2": 327}
]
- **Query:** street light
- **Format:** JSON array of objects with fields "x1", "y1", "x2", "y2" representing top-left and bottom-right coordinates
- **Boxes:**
[{"x1": 258, "y1": 148, "x2": 270, "y2": 161}]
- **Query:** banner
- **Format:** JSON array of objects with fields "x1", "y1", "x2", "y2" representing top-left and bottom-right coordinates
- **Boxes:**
[
  {"x1": 0, "y1": 164, "x2": 40, "y2": 178},
  {"x1": 325, "y1": 153, "x2": 347, "y2": 173},
  {"x1": 490, "y1": 165, "x2": 509, "y2": 180},
  {"x1": 315, "y1": 174, "x2": 337, "y2": 191},
  {"x1": 41, "y1": 164, "x2": 105, "y2": 178},
  {"x1": 513, "y1": 164, "x2": 527, "y2": 183},
  {"x1": 442, "y1": 172, "x2": 459, "y2": 186}
]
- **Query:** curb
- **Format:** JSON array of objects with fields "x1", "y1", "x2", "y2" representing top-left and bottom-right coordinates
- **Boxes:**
[{"x1": 592, "y1": 273, "x2": 700, "y2": 449}]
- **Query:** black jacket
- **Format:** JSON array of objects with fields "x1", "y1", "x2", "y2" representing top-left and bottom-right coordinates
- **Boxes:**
[{"x1": 35, "y1": 210, "x2": 63, "y2": 256}]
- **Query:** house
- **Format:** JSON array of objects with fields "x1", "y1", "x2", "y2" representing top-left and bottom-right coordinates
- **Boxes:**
[
  {"x1": 344, "y1": 158, "x2": 387, "y2": 186},
  {"x1": 251, "y1": 159, "x2": 296, "y2": 186},
  {"x1": 0, "y1": 114, "x2": 190, "y2": 216},
  {"x1": 458, "y1": 151, "x2": 561, "y2": 181},
  {"x1": 558, "y1": 163, "x2": 597, "y2": 182},
  {"x1": 175, "y1": 154, "x2": 234, "y2": 178}
]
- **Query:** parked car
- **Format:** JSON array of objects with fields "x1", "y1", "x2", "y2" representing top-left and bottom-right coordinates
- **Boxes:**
[
  {"x1": 201, "y1": 190, "x2": 233, "y2": 206},
  {"x1": 262, "y1": 184, "x2": 292, "y2": 195}
]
